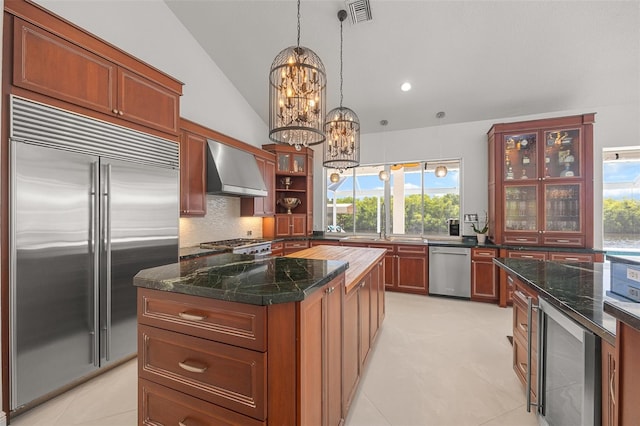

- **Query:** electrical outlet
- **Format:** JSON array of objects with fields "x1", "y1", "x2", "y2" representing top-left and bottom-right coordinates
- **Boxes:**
[
  {"x1": 246, "y1": 230, "x2": 252, "y2": 236},
  {"x1": 627, "y1": 267, "x2": 640, "y2": 283}
]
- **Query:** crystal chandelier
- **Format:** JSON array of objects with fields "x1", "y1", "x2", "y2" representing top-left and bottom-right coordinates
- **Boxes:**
[
  {"x1": 269, "y1": 0, "x2": 326, "y2": 150},
  {"x1": 323, "y1": 9, "x2": 360, "y2": 171}
]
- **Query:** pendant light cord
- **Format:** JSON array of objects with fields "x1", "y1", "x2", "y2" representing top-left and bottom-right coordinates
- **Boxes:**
[
  {"x1": 339, "y1": 17, "x2": 344, "y2": 108},
  {"x1": 296, "y1": 0, "x2": 301, "y2": 48}
]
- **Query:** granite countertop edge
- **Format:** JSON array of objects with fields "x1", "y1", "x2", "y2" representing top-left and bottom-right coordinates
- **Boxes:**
[
  {"x1": 603, "y1": 299, "x2": 640, "y2": 331},
  {"x1": 494, "y1": 259, "x2": 616, "y2": 345},
  {"x1": 134, "y1": 259, "x2": 349, "y2": 306}
]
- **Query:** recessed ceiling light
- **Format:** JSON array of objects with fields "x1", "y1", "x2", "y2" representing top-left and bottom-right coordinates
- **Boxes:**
[{"x1": 400, "y1": 82, "x2": 412, "y2": 92}]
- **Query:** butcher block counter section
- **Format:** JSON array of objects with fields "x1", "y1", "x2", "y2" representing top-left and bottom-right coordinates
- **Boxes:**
[
  {"x1": 137, "y1": 246, "x2": 385, "y2": 426},
  {"x1": 288, "y1": 245, "x2": 386, "y2": 292}
]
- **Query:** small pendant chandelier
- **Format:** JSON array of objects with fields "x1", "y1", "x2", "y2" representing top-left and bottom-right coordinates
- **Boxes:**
[
  {"x1": 323, "y1": 9, "x2": 360, "y2": 172},
  {"x1": 269, "y1": 0, "x2": 326, "y2": 150},
  {"x1": 434, "y1": 111, "x2": 448, "y2": 177}
]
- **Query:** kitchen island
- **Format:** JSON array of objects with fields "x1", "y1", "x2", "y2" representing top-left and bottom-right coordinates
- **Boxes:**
[
  {"x1": 494, "y1": 257, "x2": 640, "y2": 426},
  {"x1": 134, "y1": 246, "x2": 386, "y2": 426}
]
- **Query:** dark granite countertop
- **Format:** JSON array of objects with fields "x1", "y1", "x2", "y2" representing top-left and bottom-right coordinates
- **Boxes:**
[
  {"x1": 134, "y1": 253, "x2": 348, "y2": 306},
  {"x1": 494, "y1": 258, "x2": 617, "y2": 344},
  {"x1": 603, "y1": 298, "x2": 640, "y2": 332}
]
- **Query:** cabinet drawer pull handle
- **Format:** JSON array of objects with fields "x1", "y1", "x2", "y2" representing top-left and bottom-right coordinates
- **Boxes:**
[
  {"x1": 112, "y1": 109, "x2": 118, "y2": 114},
  {"x1": 326, "y1": 286, "x2": 335, "y2": 294},
  {"x1": 609, "y1": 357, "x2": 616, "y2": 405},
  {"x1": 557, "y1": 239, "x2": 570, "y2": 243},
  {"x1": 563, "y1": 257, "x2": 580, "y2": 261},
  {"x1": 521, "y1": 255, "x2": 534, "y2": 259},
  {"x1": 515, "y1": 238, "x2": 528, "y2": 241},
  {"x1": 178, "y1": 311, "x2": 207, "y2": 321},
  {"x1": 178, "y1": 360, "x2": 208, "y2": 373}
]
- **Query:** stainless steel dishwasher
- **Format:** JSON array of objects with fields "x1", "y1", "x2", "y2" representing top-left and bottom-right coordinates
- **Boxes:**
[{"x1": 428, "y1": 246, "x2": 471, "y2": 298}]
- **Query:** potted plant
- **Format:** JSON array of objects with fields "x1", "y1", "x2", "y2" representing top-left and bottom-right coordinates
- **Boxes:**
[{"x1": 471, "y1": 213, "x2": 489, "y2": 244}]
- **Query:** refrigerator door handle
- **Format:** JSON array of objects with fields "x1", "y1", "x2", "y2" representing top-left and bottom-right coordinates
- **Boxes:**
[
  {"x1": 103, "y1": 163, "x2": 113, "y2": 361},
  {"x1": 91, "y1": 161, "x2": 100, "y2": 367}
]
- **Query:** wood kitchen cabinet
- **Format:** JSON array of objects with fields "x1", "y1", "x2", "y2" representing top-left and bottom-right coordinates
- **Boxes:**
[
  {"x1": 241, "y1": 156, "x2": 276, "y2": 217},
  {"x1": 179, "y1": 127, "x2": 206, "y2": 216},
  {"x1": 138, "y1": 273, "x2": 346, "y2": 426},
  {"x1": 11, "y1": 16, "x2": 181, "y2": 136},
  {"x1": 275, "y1": 215, "x2": 307, "y2": 238},
  {"x1": 487, "y1": 114, "x2": 595, "y2": 248},
  {"x1": 283, "y1": 239, "x2": 309, "y2": 255},
  {"x1": 396, "y1": 245, "x2": 428, "y2": 295},
  {"x1": 616, "y1": 321, "x2": 640, "y2": 425},
  {"x1": 601, "y1": 338, "x2": 618, "y2": 426},
  {"x1": 341, "y1": 242, "x2": 427, "y2": 295},
  {"x1": 471, "y1": 247, "x2": 498, "y2": 303},
  {"x1": 262, "y1": 144, "x2": 313, "y2": 237},
  {"x1": 299, "y1": 274, "x2": 343, "y2": 426},
  {"x1": 511, "y1": 275, "x2": 538, "y2": 406},
  {"x1": 340, "y1": 259, "x2": 384, "y2": 416}
]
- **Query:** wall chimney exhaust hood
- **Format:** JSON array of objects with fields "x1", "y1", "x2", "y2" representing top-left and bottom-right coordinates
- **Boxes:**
[{"x1": 206, "y1": 139, "x2": 268, "y2": 197}]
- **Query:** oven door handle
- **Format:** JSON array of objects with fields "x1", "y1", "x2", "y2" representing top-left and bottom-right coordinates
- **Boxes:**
[{"x1": 526, "y1": 295, "x2": 539, "y2": 413}]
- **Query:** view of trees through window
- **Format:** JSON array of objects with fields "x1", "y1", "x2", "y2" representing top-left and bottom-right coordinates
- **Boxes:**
[
  {"x1": 603, "y1": 148, "x2": 640, "y2": 253},
  {"x1": 326, "y1": 160, "x2": 461, "y2": 237}
]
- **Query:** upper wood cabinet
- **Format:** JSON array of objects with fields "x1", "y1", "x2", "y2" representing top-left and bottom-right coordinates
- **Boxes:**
[
  {"x1": 487, "y1": 114, "x2": 595, "y2": 248},
  {"x1": 240, "y1": 156, "x2": 276, "y2": 217},
  {"x1": 179, "y1": 128, "x2": 206, "y2": 217},
  {"x1": 262, "y1": 144, "x2": 314, "y2": 237},
  {"x1": 11, "y1": 16, "x2": 181, "y2": 135}
]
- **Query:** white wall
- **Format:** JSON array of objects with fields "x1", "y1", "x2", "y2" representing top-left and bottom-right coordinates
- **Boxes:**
[
  {"x1": 33, "y1": 0, "x2": 268, "y2": 148},
  {"x1": 316, "y1": 103, "x2": 639, "y2": 248}
]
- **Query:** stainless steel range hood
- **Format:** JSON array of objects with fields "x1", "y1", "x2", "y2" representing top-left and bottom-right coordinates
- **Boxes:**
[{"x1": 206, "y1": 139, "x2": 268, "y2": 197}]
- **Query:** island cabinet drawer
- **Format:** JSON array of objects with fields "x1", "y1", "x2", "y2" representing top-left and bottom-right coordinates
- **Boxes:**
[
  {"x1": 396, "y1": 244, "x2": 427, "y2": 254},
  {"x1": 513, "y1": 333, "x2": 538, "y2": 403},
  {"x1": 512, "y1": 290, "x2": 538, "y2": 354},
  {"x1": 548, "y1": 252, "x2": 595, "y2": 262},
  {"x1": 138, "y1": 288, "x2": 267, "y2": 351},
  {"x1": 139, "y1": 378, "x2": 265, "y2": 426},
  {"x1": 139, "y1": 324, "x2": 267, "y2": 420}
]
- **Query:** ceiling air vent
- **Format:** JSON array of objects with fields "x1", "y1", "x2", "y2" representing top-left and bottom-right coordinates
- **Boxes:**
[{"x1": 345, "y1": 0, "x2": 372, "y2": 24}]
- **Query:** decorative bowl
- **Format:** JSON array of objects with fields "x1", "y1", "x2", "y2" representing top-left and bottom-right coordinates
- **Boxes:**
[{"x1": 278, "y1": 197, "x2": 300, "y2": 214}]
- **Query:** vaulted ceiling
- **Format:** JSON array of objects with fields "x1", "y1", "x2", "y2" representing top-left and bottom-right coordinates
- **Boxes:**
[{"x1": 164, "y1": 1, "x2": 640, "y2": 134}]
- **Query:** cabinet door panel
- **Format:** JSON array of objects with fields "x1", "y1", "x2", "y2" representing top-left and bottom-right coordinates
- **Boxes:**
[
  {"x1": 13, "y1": 18, "x2": 116, "y2": 114},
  {"x1": 291, "y1": 215, "x2": 307, "y2": 236},
  {"x1": 471, "y1": 259, "x2": 498, "y2": 302},
  {"x1": 359, "y1": 278, "x2": 371, "y2": 367},
  {"x1": 396, "y1": 254, "x2": 427, "y2": 294},
  {"x1": 342, "y1": 288, "x2": 359, "y2": 414},
  {"x1": 118, "y1": 68, "x2": 179, "y2": 134},
  {"x1": 179, "y1": 131, "x2": 206, "y2": 216},
  {"x1": 139, "y1": 378, "x2": 265, "y2": 426}
]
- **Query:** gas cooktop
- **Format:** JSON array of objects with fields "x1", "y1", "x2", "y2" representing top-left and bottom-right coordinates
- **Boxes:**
[{"x1": 199, "y1": 238, "x2": 269, "y2": 249}]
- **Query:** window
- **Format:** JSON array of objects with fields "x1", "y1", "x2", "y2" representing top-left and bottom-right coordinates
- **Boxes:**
[
  {"x1": 325, "y1": 160, "x2": 461, "y2": 237},
  {"x1": 603, "y1": 147, "x2": 640, "y2": 253}
]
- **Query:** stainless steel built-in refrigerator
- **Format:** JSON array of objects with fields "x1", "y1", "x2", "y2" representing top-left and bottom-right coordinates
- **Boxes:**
[{"x1": 9, "y1": 96, "x2": 179, "y2": 411}]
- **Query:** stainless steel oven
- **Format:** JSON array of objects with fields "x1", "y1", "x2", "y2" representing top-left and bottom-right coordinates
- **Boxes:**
[{"x1": 534, "y1": 298, "x2": 601, "y2": 426}]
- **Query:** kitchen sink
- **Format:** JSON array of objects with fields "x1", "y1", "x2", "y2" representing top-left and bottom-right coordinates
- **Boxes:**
[
  {"x1": 341, "y1": 235, "x2": 384, "y2": 242},
  {"x1": 341, "y1": 235, "x2": 428, "y2": 243}
]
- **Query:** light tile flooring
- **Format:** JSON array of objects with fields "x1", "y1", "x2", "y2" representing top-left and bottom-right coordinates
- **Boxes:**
[{"x1": 11, "y1": 292, "x2": 538, "y2": 426}]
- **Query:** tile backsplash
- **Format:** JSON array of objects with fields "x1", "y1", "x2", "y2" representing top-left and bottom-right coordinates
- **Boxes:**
[{"x1": 179, "y1": 195, "x2": 263, "y2": 247}]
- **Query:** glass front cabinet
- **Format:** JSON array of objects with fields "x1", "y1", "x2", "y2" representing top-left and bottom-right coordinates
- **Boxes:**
[{"x1": 488, "y1": 114, "x2": 594, "y2": 248}]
